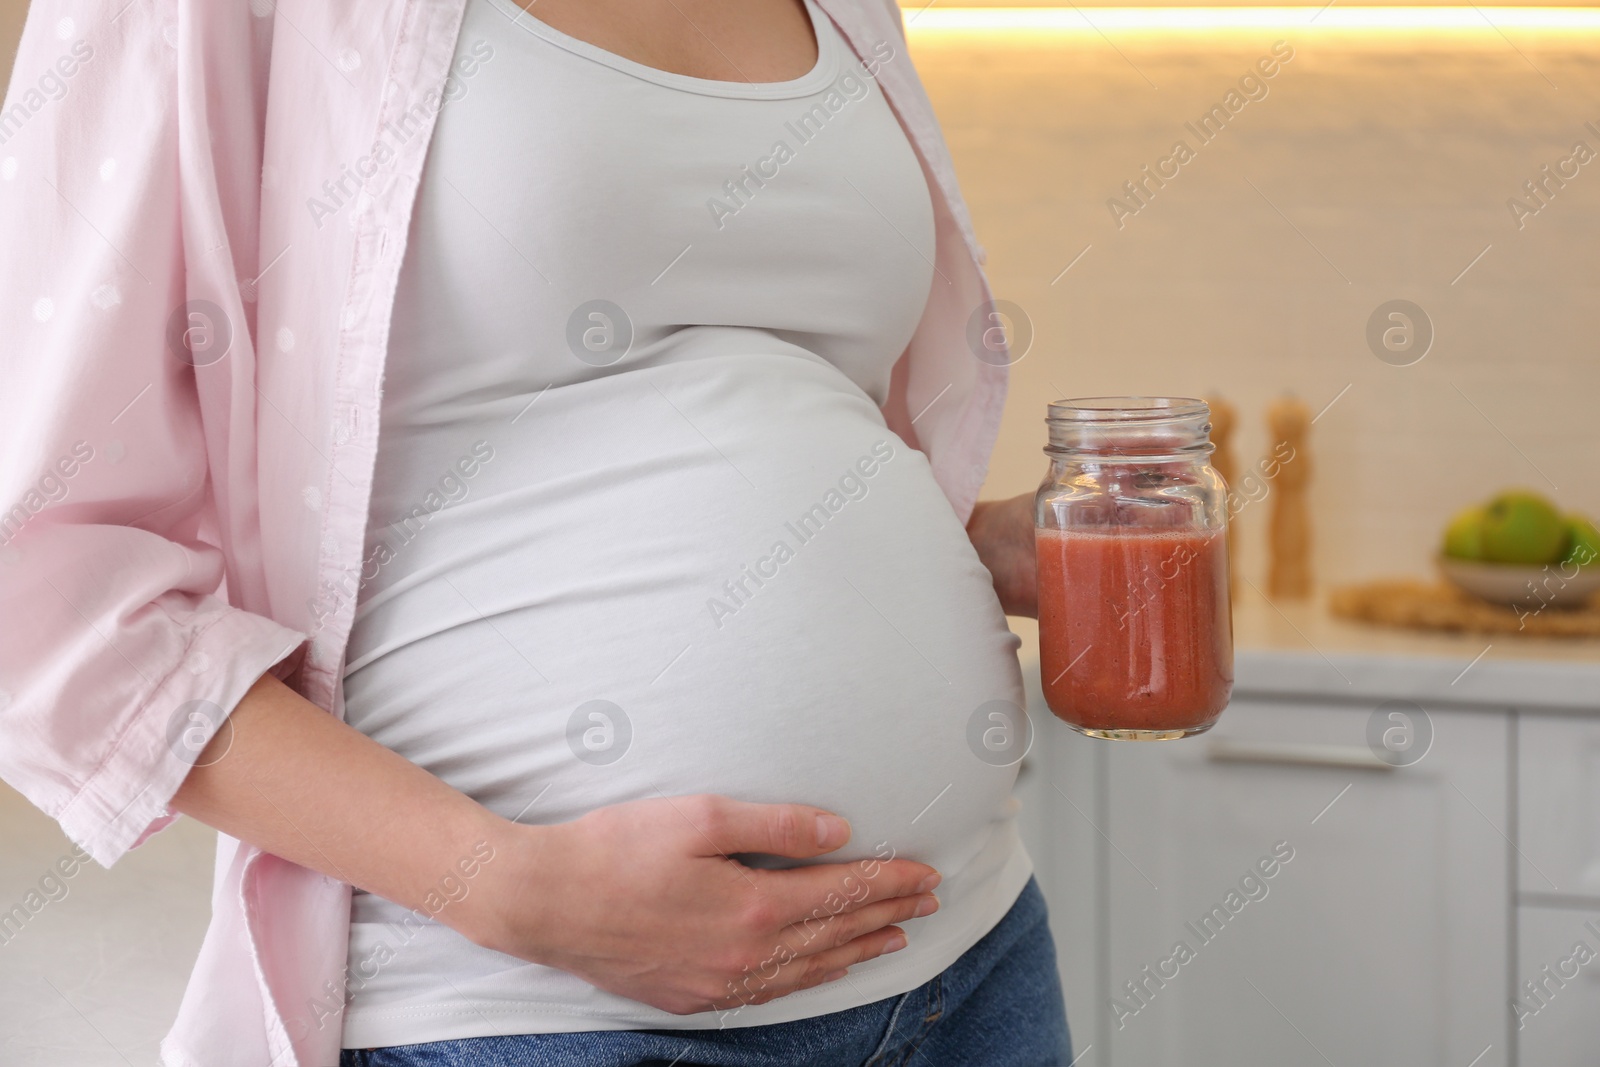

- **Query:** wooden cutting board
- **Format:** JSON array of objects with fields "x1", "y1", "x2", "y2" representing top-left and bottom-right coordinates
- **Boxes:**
[{"x1": 1329, "y1": 579, "x2": 1600, "y2": 638}]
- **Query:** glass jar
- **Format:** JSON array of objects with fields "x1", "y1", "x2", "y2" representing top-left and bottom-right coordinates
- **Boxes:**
[{"x1": 1034, "y1": 397, "x2": 1233, "y2": 740}]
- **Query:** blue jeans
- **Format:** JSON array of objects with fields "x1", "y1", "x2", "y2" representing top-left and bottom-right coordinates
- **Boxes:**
[{"x1": 341, "y1": 875, "x2": 1071, "y2": 1066}]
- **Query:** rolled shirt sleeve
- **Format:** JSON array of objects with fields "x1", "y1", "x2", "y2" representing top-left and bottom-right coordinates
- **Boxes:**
[{"x1": 0, "y1": 0, "x2": 308, "y2": 868}]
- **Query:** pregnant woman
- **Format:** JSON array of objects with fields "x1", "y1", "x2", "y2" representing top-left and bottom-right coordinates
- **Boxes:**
[{"x1": 0, "y1": 0, "x2": 1067, "y2": 1064}]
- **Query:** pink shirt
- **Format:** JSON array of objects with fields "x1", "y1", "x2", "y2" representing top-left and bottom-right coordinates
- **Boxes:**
[{"x1": 0, "y1": 1, "x2": 1010, "y2": 1064}]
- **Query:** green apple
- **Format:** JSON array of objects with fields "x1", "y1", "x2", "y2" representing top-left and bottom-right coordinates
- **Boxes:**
[
  {"x1": 1441, "y1": 505, "x2": 1486, "y2": 560},
  {"x1": 1481, "y1": 489, "x2": 1567, "y2": 565},
  {"x1": 1562, "y1": 514, "x2": 1600, "y2": 571}
]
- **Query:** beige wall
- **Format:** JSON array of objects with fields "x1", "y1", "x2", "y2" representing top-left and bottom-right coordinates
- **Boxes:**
[
  {"x1": 907, "y1": 21, "x2": 1600, "y2": 590},
  {"x1": 1, "y1": 0, "x2": 26, "y2": 85},
  {"x1": 0, "y1": 3, "x2": 23, "y2": 86}
]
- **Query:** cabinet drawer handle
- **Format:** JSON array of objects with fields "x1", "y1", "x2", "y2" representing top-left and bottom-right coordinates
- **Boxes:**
[{"x1": 1206, "y1": 740, "x2": 1394, "y2": 771}]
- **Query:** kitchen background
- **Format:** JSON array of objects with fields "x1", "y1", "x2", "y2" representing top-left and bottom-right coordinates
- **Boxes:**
[
  {"x1": 2, "y1": 2, "x2": 1599, "y2": 1065},
  {"x1": 913, "y1": 6, "x2": 1600, "y2": 598}
]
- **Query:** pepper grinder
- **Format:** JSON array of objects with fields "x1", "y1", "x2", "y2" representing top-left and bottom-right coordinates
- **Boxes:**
[{"x1": 1266, "y1": 394, "x2": 1312, "y2": 598}]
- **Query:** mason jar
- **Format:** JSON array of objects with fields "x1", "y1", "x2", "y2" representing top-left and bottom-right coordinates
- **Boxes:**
[{"x1": 1034, "y1": 396, "x2": 1233, "y2": 740}]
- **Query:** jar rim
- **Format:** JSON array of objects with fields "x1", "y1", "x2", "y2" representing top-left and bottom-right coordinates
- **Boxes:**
[{"x1": 1047, "y1": 396, "x2": 1209, "y2": 422}]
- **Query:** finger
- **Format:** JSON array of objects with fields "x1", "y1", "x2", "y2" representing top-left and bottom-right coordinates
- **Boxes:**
[
  {"x1": 755, "y1": 856, "x2": 940, "y2": 928},
  {"x1": 778, "y1": 892, "x2": 939, "y2": 960},
  {"x1": 731, "y1": 926, "x2": 913, "y2": 1008},
  {"x1": 796, "y1": 925, "x2": 912, "y2": 986},
  {"x1": 688, "y1": 796, "x2": 851, "y2": 859}
]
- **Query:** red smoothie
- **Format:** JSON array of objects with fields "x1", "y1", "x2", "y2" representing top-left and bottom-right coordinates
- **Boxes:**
[{"x1": 1036, "y1": 526, "x2": 1233, "y2": 739}]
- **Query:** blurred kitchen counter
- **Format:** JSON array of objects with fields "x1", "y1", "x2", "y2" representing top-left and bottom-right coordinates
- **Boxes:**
[{"x1": 1011, "y1": 583, "x2": 1600, "y2": 713}]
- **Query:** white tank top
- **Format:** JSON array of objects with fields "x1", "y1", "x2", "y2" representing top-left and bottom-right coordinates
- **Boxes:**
[{"x1": 338, "y1": 0, "x2": 1033, "y2": 1046}]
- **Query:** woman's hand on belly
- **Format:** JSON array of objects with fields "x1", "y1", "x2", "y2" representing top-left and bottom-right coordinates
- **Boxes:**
[
  {"x1": 462, "y1": 794, "x2": 943, "y2": 1015},
  {"x1": 966, "y1": 491, "x2": 1039, "y2": 618}
]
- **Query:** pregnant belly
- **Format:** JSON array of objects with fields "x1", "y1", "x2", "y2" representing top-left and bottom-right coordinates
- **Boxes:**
[{"x1": 341, "y1": 351, "x2": 1025, "y2": 878}]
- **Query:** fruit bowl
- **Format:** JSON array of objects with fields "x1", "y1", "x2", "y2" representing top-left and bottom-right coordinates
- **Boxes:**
[{"x1": 1436, "y1": 555, "x2": 1600, "y2": 609}]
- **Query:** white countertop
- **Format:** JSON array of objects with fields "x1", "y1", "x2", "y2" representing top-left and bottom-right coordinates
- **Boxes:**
[{"x1": 1012, "y1": 585, "x2": 1600, "y2": 712}]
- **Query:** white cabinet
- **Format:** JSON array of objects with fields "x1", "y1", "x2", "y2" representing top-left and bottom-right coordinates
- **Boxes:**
[
  {"x1": 1515, "y1": 905, "x2": 1600, "y2": 1064},
  {"x1": 1518, "y1": 715, "x2": 1600, "y2": 902},
  {"x1": 1015, "y1": 655, "x2": 1113, "y2": 1063},
  {"x1": 1514, "y1": 717, "x2": 1600, "y2": 1065},
  {"x1": 1014, "y1": 641, "x2": 1600, "y2": 1067},
  {"x1": 1098, "y1": 698, "x2": 1511, "y2": 1067}
]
